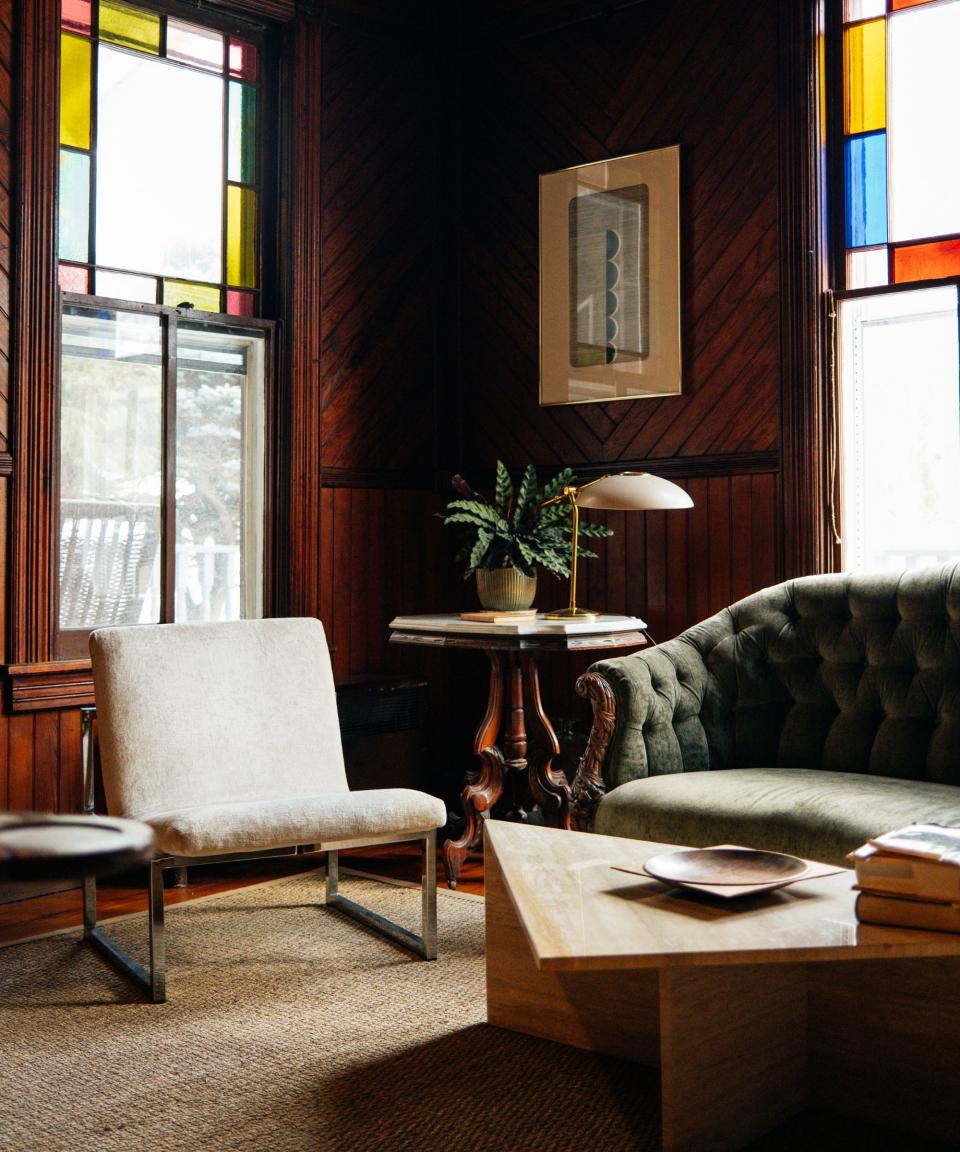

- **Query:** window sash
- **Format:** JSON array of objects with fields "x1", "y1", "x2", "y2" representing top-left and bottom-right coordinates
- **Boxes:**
[{"x1": 57, "y1": 294, "x2": 274, "y2": 659}]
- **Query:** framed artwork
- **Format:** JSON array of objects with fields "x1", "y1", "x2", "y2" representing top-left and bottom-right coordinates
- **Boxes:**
[{"x1": 539, "y1": 145, "x2": 681, "y2": 406}]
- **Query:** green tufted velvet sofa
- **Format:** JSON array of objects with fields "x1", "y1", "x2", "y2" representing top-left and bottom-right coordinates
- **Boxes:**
[{"x1": 569, "y1": 565, "x2": 960, "y2": 865}]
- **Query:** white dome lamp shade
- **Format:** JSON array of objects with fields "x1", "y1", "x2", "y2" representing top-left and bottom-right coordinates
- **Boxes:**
[{"x1": 544, "y1": 472, "x2": 693, "y2": 621}]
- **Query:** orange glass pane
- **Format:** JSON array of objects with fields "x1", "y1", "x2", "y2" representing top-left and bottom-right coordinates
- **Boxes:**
[
  {"x1": 845, "y1": 20, "x2": 886, "y2": 134},
  {"x1": 892, "y1": 0, "x2": 937, "y2": 9},
  {"x1": 226, "y1": 290, "x2": 255, "y2": 317},
  {"x1": 58, "y1": 263, "x2": 89, "y2": 293},
  {"x1": 62, "y1": 0, "x2": 92, "y2": 34},
  {"x1": 228, "y1": 38, "x2": 259, "y2": 82},
  {"x1": 892, "y1": 238, "x2": 960, "y2": 283}
]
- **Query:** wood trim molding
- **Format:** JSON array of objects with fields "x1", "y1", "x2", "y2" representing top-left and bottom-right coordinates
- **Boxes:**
[
  {"x1": 0, "y1": 454, "x2": 13, "y2": 476},
  {"x1": 778, "y1": 0, "x2": 830, "y2": 579},
  {"x1": 322, "y1": 467, "x2": 436, "y2": 489},
  {"x1": 277, "y1": 16, "x2": 324, "y2": 618},
  {"x1": 570, "y1": 451, "x2": 780, "y2": 482},
  {"x1": 3, "y1": 661, "x2": 94, "y2": 712},
  {"x1": 11, "y1": 0, "x2": 60, "y2": 665},
  {"x1": 203, "y1": 0, "x2": 296, "y2": 22}
]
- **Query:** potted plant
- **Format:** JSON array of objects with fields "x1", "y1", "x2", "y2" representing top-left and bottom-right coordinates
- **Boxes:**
[{"x1": 441, "y1": 462, "x2": 613, "y2": 611}]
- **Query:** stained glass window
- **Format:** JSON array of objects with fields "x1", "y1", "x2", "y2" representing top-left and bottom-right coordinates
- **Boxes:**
[
  {"x1": 840, "y1": 0, "x2": 960, "y2": 289},
  {"x1": 57, "y1": 0, "x2": 262, "y2": 316},
  {"x1": 835, "y1": 0, "x2": 960, "y2": 577}
]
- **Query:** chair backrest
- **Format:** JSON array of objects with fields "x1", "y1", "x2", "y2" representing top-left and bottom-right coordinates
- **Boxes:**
[{"x1": 90, "y1": 618, "x2": 348, "y2": 821}]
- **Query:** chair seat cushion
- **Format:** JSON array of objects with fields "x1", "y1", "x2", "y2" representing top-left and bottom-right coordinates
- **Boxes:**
[
  {"x1": 593, "y1": 768, "x2": 960, "y2": 866},
  {"x1": 142, "y1": 788, "x2": 447, "y2": 857}
]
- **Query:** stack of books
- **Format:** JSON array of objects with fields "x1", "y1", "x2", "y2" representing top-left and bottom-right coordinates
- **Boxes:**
[{"x1": 851, "y1": 824, "x2": 960, "y2": 932}]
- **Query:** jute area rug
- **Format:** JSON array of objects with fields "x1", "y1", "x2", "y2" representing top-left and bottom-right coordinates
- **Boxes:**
[{"x1": 0, "y1": 870, "x2": 661, "y2": 1152}]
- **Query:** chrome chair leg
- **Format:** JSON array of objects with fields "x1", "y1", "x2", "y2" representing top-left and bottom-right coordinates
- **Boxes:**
[
  {"x1": 325, "y1": 832, "x2": 438, "y2": 959},
  {"x1": 148, "y1": 859, "x2": 166, "y2": 1003}
]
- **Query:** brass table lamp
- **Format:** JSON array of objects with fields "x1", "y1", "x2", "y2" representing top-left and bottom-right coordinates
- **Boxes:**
[{"x1": 543, "y1": 471, "x2": 693, "y2": 620}]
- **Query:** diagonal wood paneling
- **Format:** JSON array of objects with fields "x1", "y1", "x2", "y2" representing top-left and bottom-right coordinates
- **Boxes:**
[
  {"x1": 456, "y1": 0, "x2": 781, "y2": 473},
  {"x1": 319, "y1": 20, "x2": 438, "y2": 475}
]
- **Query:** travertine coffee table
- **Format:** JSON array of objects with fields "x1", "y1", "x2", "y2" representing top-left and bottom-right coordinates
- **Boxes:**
[{"x1": 485, "y1": 821, "x2": 960, "y2": 1152}]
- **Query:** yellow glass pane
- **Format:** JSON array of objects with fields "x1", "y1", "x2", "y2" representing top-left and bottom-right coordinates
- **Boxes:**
[
  {"x1": 60, "y1": 33, "x2": 91, "y2": 149},
  {"x1": 99, "y1": 0, "x2": 160, "y2": 54},
  {"x1": 227, "y1": 185, "x2": 257, "y2": 288},
  {"x1": 845, "y1": 19, "x2": 886, "y2": 134},
  {"x1": 162, "y1": 279, "x2": 221, "y2": 312}
]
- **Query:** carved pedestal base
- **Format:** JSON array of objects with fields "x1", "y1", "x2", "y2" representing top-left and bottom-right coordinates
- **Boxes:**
[{"x1": 442, "y1": 650, "x2": 569, "y2": 888}]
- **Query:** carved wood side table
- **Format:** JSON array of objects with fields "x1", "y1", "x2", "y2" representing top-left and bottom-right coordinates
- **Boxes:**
[{"x1": 389, "y1": 614, "x2": 648, "y2": 887}]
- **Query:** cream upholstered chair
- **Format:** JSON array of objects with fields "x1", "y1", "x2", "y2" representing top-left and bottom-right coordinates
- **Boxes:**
[{"x1": 84, "y1": 617, "x2": 446, "y2": 1002}]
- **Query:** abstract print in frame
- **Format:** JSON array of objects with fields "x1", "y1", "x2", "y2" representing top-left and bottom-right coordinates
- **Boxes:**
[{"x1": 539, "y1": 146, "x2": 681, "y2": 406}]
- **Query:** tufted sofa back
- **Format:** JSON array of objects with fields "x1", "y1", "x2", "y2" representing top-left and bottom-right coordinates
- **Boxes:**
[{"x1": 590, "y1": 564, "x2": 960, "y2": 789}]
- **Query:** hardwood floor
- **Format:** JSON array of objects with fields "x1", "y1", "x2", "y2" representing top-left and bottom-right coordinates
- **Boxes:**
[{"x1": 0, "y1": 844, "x2": 484, "y2": 947}]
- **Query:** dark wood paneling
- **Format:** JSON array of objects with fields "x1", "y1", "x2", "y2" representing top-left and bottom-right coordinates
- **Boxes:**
[
  {"x1": 318, "y1": 20, "x2": 437, "y2": 474},
  {"x1": 456, "y1": 0, "x2": 781, "y2": 473},
  {"x1": 0, "y1": 707, "x2": 84, "y2": 815}
]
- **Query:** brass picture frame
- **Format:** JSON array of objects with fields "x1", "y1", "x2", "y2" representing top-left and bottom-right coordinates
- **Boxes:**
[{"x1": 539, "y1": 145, "x2": 681, "y2": 406}]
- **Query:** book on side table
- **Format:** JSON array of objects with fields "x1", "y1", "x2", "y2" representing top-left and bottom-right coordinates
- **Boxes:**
[{"x1": 851, "y1": 823, "x2": 960, "y2": 933}]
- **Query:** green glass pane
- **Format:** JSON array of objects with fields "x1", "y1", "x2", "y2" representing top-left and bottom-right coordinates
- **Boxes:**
[
  {"x1": 228, "y1": 82, "x2": 257, "y2": 185},
  {"x1": 59, "y1": 149, "x2": 90, "y2": 262},
  {"x1": 99, "y1": 0, "x2": 160, "y2": 54},
  {"x1": 227, "y1": 185, "x2": 257, "y2": 288},
  {"x1": 60, "y1": 33, "x2": 91, "y2": 149},
  {"x1": 162, "y1": 279, "x2": 221, "y2": 312}
]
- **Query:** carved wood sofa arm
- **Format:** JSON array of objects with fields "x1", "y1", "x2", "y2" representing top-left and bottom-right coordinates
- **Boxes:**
[{"x1": 569, "y1": 671, "x2": 617, "y2": 831}]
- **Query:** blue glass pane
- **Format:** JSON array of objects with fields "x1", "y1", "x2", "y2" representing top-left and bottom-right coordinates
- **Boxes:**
[{"x1": 845, "y1": 131, "x2": 888, "y2": 248}]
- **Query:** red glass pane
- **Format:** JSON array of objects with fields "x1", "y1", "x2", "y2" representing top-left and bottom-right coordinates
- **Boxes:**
[
  {"x1": 58, "y1": 263, "x2": 89, "y2": 293},
  {"x1": 226, "y1": 289, "x2": 256, "y2": 318},
  {"x1": 228, "y1": 39, "x2": 259, "y2": 82},
  {"x1": 892, "y1": 0, "x2": 936, "y2": 10},
  {"x1": 62, "y1": 0, "x2": 92, "y2": 34},
  {"x1": 892, "y1": 238, "x2": 960, "y2": 283}
]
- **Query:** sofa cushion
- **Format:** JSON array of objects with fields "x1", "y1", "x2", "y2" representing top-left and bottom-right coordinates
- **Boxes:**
[
  {"x1": 593, "y1": 768, "x2": 960, "y2": 866},
  {"x1": 144, "y1": 789, "x2": 447, "y2": 857}
]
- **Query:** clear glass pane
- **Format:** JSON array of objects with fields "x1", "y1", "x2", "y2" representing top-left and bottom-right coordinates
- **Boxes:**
[
  {"x1": 226, "y1": 185, "x2": 257, "y2": 288},
  {"x1": 96, "y1": 44, "x2": 223, "y2": 283},
  {"x1": 95, "y1": 269, "x2": 157, "y2": 303},
  {"x1": 59, "y1": 149, "x2": 90, "y2": 263},
  {"x1": 60, "y1": 33, "x2": 91, "y2": 149},
  {"x1": 162, "y1": 279, "x2": 221, "y2": 312},
  {"x1": 888, "y1": 1, "x2": 960, "y2": 242},
  {"x1": 846, "y1": 245, "x2": 889, "y2": 289},
  {"x1": 844, "y1": 0, "x2": 885, "y2": 20},
  {"x1": 175, "y1": 324, "x2": 265, "y2": 621},
  {"x1": 839, "y1": 287, "x2": 960, "y2": 572},
  {"x1": 228, "y1": 81, "x2": 257, "y2": 184},
  {"x1": 844, "y1": 20, "x2": 885, "y2": 135},
  {"x1": 60, "y1": 307, "x2": 163, "y2": 630},
  {"x1": 98, "y1": 0, "x2": 160, "y2": 54},
  {"x1": 166, "y1": 18, "x2": 224, "y2": 72}
]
